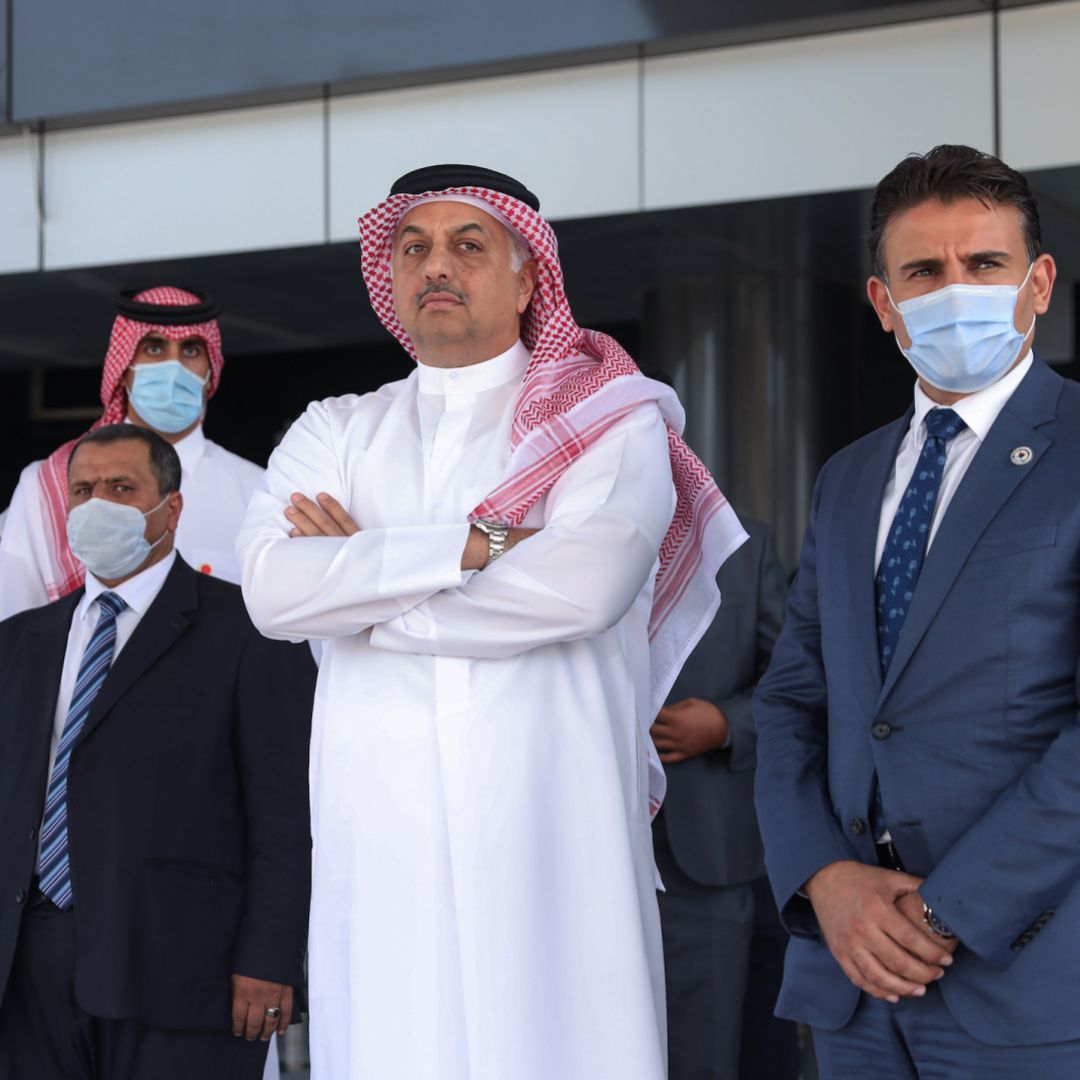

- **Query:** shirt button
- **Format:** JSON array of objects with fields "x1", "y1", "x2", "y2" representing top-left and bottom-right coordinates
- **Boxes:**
[
  {"x1": 850, "y1": 818, "x2": 866, "y2": 836},
  {"x1": 14, "y1": 889, "x2": 25, "y2": 905},
  {"x1": 872, "y1": 722, "x2": 892, "y2": 740}
]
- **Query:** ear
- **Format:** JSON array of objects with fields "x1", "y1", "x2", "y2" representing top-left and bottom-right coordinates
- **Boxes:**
[
  {"x1": 867, "y1": 276, "x2": 898, "y2": 332},
  {"x1": 1031, "y1": 253, "x2": 1056, "y2": 316},
  {"x1": 516, "y1": 260, "x2": 538, "y2": 315},
  {"x1": 166, "y1": 491, "x2": 183, "y2": 533}
]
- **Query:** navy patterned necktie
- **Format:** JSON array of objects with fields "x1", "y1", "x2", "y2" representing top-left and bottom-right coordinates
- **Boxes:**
[
  {"x1": 870, "y1": 408, "x2": 964, "y2": 840},
  {"x1": 875, "y1": 407, "x2": 967, "y2": 675},
  {"x1": 38, "y1": 590, "x2": 127, "y2": 909}
]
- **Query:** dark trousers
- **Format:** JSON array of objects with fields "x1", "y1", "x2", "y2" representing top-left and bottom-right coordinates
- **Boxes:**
[
  {"x1": 655, "y1": 815, "x2": 755, "y2": 1079},
  {"x1": 0, "y1": 896, "x2": 268, "y2": 1080},
  {"x1": 738, "y1": 876, "x2": 799, "y2": 1080},
  {"x1": 812, "y1": 985, "x2": 1080, "y2": 1080}
]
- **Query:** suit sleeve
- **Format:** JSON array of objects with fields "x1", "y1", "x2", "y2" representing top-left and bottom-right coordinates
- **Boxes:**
[
  {"x1": 237, "y1": 399, "x2": 469, "y2": 642},
  {"x1": 717, "y1": 526, "x2": 788, "y2": 773},
  {"x1": 921, "y1": 655, "x2": 1080, "y2": 968},
  {"x1": 368, "y1": 406, "x2": 675, "y2": 660},
  {"x1": 753, "y1": 463, "x2": 859, "y2": 937},
  {"x1": 230, "y1": 623, "x2": 316, "y2": 989}
]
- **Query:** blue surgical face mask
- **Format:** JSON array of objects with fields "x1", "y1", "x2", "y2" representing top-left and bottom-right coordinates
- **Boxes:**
[
  {"x1": 128, "y1": 360, "x2": 208, "y2": 434},
  {"x1": 886, "y1": 263, "x2": 1036, "y2": 394},
  {"x1": 67, "y1": 495, "x2": 170, "y2": 580}
]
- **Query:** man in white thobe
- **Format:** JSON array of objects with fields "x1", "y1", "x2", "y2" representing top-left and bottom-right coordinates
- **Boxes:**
[
  {"x1": 0, "y1": 287, "x2": 264, "y2": 619},
  {"x1": 237, "y1": 165, "x2": 746, "y2": 1079}
]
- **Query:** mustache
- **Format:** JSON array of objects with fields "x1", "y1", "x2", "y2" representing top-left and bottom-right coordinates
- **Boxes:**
[{"x1": 416, "y1": 282, "x2": 466, "y2": 305}]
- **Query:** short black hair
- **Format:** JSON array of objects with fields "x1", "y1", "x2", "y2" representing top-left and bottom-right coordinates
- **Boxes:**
[
  {"x1": 69, "y1": 424, "x2": 182, "y2": 497},
  {"x1": 868, "y1": 144, "x2": 1041, "y2": 278}
]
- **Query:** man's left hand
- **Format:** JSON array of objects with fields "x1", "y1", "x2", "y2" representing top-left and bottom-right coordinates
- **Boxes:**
[
  {"x1": 650, "y1": 698, "x2": 729, "y2": 764},
  {"x1": 231, "y1": 973, "x2": 294, "y2": 1041},
  {"x1": 285, "y1": 492, "x2": 359, "y2": 537}
]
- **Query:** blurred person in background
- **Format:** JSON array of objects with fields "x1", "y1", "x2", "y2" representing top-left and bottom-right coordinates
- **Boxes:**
[{"x1": 651, "y1": 515, "x2": 797, "y2": 1080}]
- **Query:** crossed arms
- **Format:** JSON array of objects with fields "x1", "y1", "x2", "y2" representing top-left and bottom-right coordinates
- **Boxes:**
[{"x1": 236, "y1": 398, "x2": 676, "y2": 656}]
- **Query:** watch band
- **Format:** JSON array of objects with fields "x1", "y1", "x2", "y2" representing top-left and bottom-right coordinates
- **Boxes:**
[
  {"x1": 922, "y1": 902, "x2": 956, "y2": 940},
  {"x1": 473, "y1": 519, "x2": 509, "y2": 565}
]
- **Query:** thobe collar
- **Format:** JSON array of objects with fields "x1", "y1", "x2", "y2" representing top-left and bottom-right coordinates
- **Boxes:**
[
  {"x1": 415, "y1": 340, "x2": 530, "y2": 396},
  {"x1": 121, "y1": 417, "x2": 207, "y2": 474}
]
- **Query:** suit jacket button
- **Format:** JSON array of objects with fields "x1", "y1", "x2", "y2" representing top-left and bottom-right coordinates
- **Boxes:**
[
  {"x1": 872, "y1": 722, "x2": 892, "y2": 740},
  {"x1": 14, "y1": 889, "x2": 25, "y2": 905},
  {"x1": 28, "y1": 827, "x2": 36, "y2": 842},
  {"x1": 850, "y1": 818, "x2": 866, "y2": 836}
]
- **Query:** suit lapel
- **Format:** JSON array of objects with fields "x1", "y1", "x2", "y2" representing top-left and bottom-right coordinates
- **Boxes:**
[
  {"x1": 77, "y1": 558, "x2": 199, "y2": 744},
  {"x1": 845, "y1": 412, "x2": 911, "y2": 698},
  {"x1": 879, "y1": 361, "x2": 1061, "y2": 703}
]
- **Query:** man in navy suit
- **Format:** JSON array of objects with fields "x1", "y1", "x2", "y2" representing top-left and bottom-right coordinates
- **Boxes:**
[
  {"x1": 754, "y1": 144, "x2": 1080, "y2": 1077},
  {"x1": 0, "y1": 424, "x2": 315, "y2": 1080},
  {"x1": 651, "y1": 520, "x2": 795, "y2": 1080}
]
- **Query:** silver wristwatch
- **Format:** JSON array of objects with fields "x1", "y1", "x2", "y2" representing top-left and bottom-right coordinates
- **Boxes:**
[
  {"x1": 922, "y1": 902, "x2": 956, "y2": 940},
  {"x1": 473, "y1": 519, "x2": 510, "y2": 565}
]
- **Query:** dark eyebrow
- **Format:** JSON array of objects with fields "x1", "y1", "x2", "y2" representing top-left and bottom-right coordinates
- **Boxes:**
[
  {"x1": 966, "y1": 249, "x2": 1012, "y2": 263},
  {"x1": 897, "y1": 257, "x2": 942, "y2": 273},
  {"x1": 451, "y1": 222, "x2": 488, "y2": 236},
  {"x1": 399, "y1": 224, "x2": 427, "y2": 238},
  {"x1": 897, "y1": 250, "x2": 1014, "y2": 273}
]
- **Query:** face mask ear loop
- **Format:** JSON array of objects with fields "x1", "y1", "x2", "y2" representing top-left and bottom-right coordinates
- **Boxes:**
[
  {"x1": 1016, "y1": 261, "x2": 1038, "y2": 340},
  {"x1": 143, "y1": 493, "x2": 174, "y2": 551}
]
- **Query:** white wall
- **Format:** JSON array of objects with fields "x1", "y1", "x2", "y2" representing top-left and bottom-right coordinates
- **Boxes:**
[
  {"x1": 0, "y1": 4, "x2": 1077, "y2": 273},
  {"x1": 0, "y1": 133, "x2": 41, "y2": 274},
  {"x1": 42, "y1": 102, "x2": 324, "y2": 270},
  {"x1": 1000, "y1": 0, "x2": 1080, "y2": 171},
  {"x1": 642, "y1": 16, "x2": 995, "y2": 210},
  {"x1": 328, "y1": 62, "x2": 641, "y2": 242}
]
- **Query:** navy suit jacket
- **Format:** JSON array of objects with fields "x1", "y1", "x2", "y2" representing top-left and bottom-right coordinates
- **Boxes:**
[
  {"x1": 753, "y1": 359, "x2": 1080, "y2": 1046},
  {"x1": 660, "y1": 521, "x2": 788, "y2": 886},
  {"x1": 0, "y1": 557, "x2": 316, "y2": 1031}
]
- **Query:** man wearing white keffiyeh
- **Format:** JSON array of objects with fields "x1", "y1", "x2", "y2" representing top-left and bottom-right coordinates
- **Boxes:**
[{"x1": 237, "y1": 164, "x2": 746, "y2": 1079}]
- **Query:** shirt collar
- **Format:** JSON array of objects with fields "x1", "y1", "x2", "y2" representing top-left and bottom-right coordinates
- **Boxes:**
[
  {"x1": 80, "y1": 549, "x2": 177, "y2": 623},
  {"x1": 911, "y1": 351, "x2": 1033, "y2": 444},
  {"x1": 415, "y1": 339, "x2": 531, "y2": 396},
  {"x1": 121, "y1": 417, "x2": 206, "y2": 472}
]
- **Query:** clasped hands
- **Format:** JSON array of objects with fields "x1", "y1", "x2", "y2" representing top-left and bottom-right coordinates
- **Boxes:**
[
  {"x1": 285, "y1": 492, "x2": 536, "y2": 569},
  {"x1": 805, "y1": 860, "x2": 959, "y2": 1004}
]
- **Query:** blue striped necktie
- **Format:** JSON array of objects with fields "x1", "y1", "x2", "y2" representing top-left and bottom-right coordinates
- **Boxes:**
[{"x1": 38, "y1": 590, "x2": 126, "y2": 909}]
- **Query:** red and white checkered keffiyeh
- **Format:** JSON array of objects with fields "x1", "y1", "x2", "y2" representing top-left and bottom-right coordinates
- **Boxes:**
[
  {"x1": 37, "y1": 286, "x2": 225, "y2": 600},
  {"x1": 360, "y1": 187, "x2": 748, "y2": 816}
]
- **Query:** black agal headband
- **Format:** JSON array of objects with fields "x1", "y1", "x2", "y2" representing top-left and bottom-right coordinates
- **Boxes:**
[{"x1": 114, "y1": 288, "x2": 221, "y2": 326}]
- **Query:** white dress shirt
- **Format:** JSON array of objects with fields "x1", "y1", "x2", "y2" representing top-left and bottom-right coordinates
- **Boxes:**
[
  {"x1": 875, "y1": 353, "x2": 1034, "y2": 570},
  {"x1": 238, "y1": 339, "x2": 677, "y2": 1080},
  {"x1": 37, "y1": 549, "x2": 176, "y2": 861},
  {"x1": 0, "y1": 425, "x2": 263, "y2": 620}
]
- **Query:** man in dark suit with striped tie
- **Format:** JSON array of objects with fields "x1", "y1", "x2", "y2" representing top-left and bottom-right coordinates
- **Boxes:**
[{"x1": 0, "y1": 424, "x2": 315, "y2": 1080}]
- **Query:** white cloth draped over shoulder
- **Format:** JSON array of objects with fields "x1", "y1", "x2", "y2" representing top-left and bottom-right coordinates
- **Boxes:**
[
  {"x1": 237, "y1": 341, "x2": 676, "y2": 1079},
  {"x1": 0, "y1": 425, "x2": 263, "y2": 620}
]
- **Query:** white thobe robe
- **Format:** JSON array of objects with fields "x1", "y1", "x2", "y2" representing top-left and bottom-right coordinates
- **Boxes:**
[
  {"x1": 0, "y1": 424, "x2": 264, "y2": 619},
  {"x1": 237, "y1": 341, "x2": 677, "y2": 1080}
]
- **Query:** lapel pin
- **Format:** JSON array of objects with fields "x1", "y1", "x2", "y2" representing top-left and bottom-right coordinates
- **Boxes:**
[{"x1": 1010, "y1": 446, "x2": 1033, "y2": 466}]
